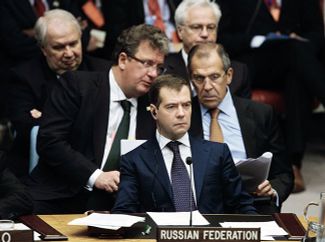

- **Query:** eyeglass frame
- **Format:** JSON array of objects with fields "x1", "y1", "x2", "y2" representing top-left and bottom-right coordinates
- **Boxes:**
[
  {"x1": 191, "y1": 70, "x2": 228, "y2": 86},
  {"x1": 127, "y1": 53, "x2": 166, "y2": 75},
  {"x1": 180, "y1": 23, "x2": 217, "y2": 34}
]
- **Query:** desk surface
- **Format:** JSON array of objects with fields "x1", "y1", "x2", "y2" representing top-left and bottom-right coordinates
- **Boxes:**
[{"x1": 39, "y1": 214, "x2": 306, "y2": 242}]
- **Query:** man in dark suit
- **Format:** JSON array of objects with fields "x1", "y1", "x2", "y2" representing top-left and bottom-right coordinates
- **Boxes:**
[
  {"x1": 25, "y1": 24, "x2": 169, "y2": 214},
  {"x1": 112, "y1": 74, "x2": 256, "y2": 214},
  {"x1": 216, "y1": 0, "x2": 325, "y2": 192},
  {"x1": 188, "y1": 43, "x2": 293, "y2": 214},
  {"x1": 8, "y1": 9, "x2": 109, "y2": 178},
  {"x1": 0, "y1": 151, "x2": 33, "y2": 219},
  {"x1": 164, "y1": 0, "x2": 251, "y2": 98}
]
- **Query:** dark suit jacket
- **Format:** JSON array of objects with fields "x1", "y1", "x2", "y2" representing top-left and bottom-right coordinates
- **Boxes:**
[
  {"x1": 8, "y1": 55, "x2": 110, "y2": 177},
  {"x1": 27, "y1": 68, "x2": 155, "y2": 202},
  {"x1": 165, "y1": 51, "x2": 252, "y2": 98},
  {"x1": 0, "y1": 151, "x2": 33, "y2": 219},
  {"x1": 112, "y1": 135, "x2": 256, "y2": 214},
  {"x1": 189, "y1": 96, "x2": 293, "y2": 210}
]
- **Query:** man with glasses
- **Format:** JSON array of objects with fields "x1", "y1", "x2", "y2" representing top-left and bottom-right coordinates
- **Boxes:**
[
  {"x1": 25, "y1": 24, "x2": 169, "y2": 214},
  {"x1": 165, "y1": 0, "x2": 251, "y2": 98},
  {"x1": 188, "y1": 43, "x2": 293, "y2": 214}
]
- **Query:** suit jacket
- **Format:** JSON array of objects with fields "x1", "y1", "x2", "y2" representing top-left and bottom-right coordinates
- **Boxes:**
[
  {"x1": 216, "y1": 0, "x2": 324, "y2": 57},
  {"x1": 165, "y1": 51, "x2": 252, "y2": 98},
  {"x1": 90, "y1": 0, "x2": 182, "y2": 59},
  {"x1": 27, "y1": 68, "x2": 156, "y2": 202},
  {"x1": 189, "y1": 96, "x2": 293, "y2": 208},
  {"x1": 8, "y1": 55, "x2": 110, "y2": 177},
  {"x1": 112, "y1": 135, "x2": 256, "y2": 214},
  {"x1": 0, "y1": 151, "x2": 33, "y2": 219}
]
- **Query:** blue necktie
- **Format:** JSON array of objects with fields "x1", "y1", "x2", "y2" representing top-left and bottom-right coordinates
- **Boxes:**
[{"x1": 167, "y1": 141, "x2": 196, "y2": 212}]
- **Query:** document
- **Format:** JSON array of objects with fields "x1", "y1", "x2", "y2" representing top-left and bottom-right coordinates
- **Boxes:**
[
  {"x1": 68, "y1": 213, "x2": 145, "y2": 230},
  {"x1": 147, "y1": 210, "x2": 210, "y2": 226},
  {"x1": 236, "y1": 152, "x2": 272, "y2": 192},
  {"x1": 220, "y1": 221, "x2": 288, "y2": 240}
]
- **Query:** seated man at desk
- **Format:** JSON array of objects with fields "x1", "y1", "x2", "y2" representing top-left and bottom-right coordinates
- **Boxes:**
[
  {"x1": 187, "y1": 43, "x2": 293, "y2": 214},
  {"x1": 112, "y1": 74, "x2": 256, "y2": 214},
  {"x1": 0, "y1": 150, "x2": 33, "y2": 219}
]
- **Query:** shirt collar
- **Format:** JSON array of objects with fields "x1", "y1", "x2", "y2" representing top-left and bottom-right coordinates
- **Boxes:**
[
  {"x1": 181, "y1": 48, "x2": 188, "y2": 66},
  {"x1": 201, "y1": 87, "x2": 235, "y2": 118},
  {"x1": 109, "y1": 69, "x2": 137, "y2": 107},
  {"x1": 156, "y1": 130, "x2": 191, "y2": 150}
]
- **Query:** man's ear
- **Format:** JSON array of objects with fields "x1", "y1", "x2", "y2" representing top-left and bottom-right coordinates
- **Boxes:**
[
  {"x1": 118, "y1": 52, "x2": 128, "y2": 70},
  {"x1": 150, "y1": 104, "x2": 158, "y2": 120},
  {"x1": 176, "y1": 25, "x2": 183, "y2": 41},
  {"x1": 226, "y1": 67, "x2": 234, "y2": 85}
]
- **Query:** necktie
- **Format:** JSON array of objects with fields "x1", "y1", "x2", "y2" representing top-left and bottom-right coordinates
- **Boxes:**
[
  {"x1": 148, "y1": 0, "x2": 166, "y2": 31},
  {"x1": 82, "y1": 0, "x2": 105, "y2": 28},
  {"x1": 34, "y1": 0, "x2": 46, "y2": 17},
  {"x1": 167, "y1": 141, "x2": 196, "y2": 212},
  {"x1": 209, "y1": 108, "x2": 224, "y2": 143},
  {"x1": 264, "y1": 0, "x2": 281, "y2": 22},
  {"x1": 103, "y1": 100, "x2": 131, "y2": 171}
]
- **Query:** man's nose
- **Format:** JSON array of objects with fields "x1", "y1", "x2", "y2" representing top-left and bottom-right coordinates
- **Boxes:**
[{"x1": 64, "y1": 46, "x2": 73, "y2": 57}]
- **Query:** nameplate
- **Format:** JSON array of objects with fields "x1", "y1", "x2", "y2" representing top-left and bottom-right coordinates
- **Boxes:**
[
  {"x1": 157, "y1": 226, "x2": 260, "y2": 242},
  {"x1": 0, "y1": 229, "x2": 33, "y2": 242}
]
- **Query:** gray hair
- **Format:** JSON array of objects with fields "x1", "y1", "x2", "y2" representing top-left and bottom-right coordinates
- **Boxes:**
[
  {"x1": 175, "y1": 0, "x2": 222, "y2": 26},
  {"x1": 34, "y1": 9, "x2": 81, "y2": 46},
  {"x1": 112, "y1": 24, "x2": 169, "y2": 64},
  {"x1": 188, "y1": 43, "x2": 231, "y2": 73}
]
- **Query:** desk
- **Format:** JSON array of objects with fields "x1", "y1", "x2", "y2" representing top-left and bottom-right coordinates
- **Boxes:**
[{"x1": 39, "y1": 214, "x2": 306, "y2": 242}]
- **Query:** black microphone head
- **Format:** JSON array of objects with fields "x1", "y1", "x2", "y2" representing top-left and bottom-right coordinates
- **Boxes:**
[{"x1": 186, "y1": 157, "x2": 193, "y2": 165}]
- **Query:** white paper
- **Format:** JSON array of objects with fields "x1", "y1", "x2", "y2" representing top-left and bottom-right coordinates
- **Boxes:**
[
  {"x1": 220, "y1": 221, "x2": 287, "y2": 241},
  {"x1": 147, "y1": 210, "x2": 210, "y2": 226},
  {"x1": 121, "y1": 139, "x2": 146, "y2": 155},
  {"x1": 68, "y1": 213, "x2": 145, "y2": 230},
  {"x1": 236, "y1": 152, "x2": 272, "y2": 192}
]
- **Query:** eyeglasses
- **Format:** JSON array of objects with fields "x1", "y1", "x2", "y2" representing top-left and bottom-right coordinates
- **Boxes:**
[
  {"x1": 192, "y1": 72, "x2": 227, "y2": 85},
  {"x1": 182, "y1": 24, "x2": 217, "y2": 34},
  {"x1": 128, "y1": 54, "x2": 166, "y2": 75}
]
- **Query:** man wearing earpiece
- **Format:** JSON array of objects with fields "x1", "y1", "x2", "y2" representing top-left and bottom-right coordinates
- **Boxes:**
[{"x1": 112, "y1": 74, "x2": 256, "y2": 214}]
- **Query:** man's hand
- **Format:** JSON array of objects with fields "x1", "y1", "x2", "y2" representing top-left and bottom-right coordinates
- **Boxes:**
[
  {"x1": 94, "y1": 171, "x2": 120, "y2": 193},
  {"x1": 255, "y1": 180, "x2": 275, "y2": 197}
]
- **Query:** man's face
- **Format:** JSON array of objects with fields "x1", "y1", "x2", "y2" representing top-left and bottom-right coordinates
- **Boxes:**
[
  {"x1": 177, "y1": 6, "x2": 217, "y2": 53},
  {"x1": 42, "y1": 22, "x2": 82, "y2": 75},
  {"x1": 155, "y1": 86, "x2": 192, "y2": 140},
  {"x1": 191, "y1": 52, "x2": 233, "y2": 109},
  {"x1": 118, "y1": 41, "x2": 165, "y2": 98}
]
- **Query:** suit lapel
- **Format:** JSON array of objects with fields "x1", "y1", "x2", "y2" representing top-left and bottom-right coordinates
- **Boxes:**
[
  {"x1": 93, "y1": 71, "x2": 111, "y2": 166},
  {"x1": 190, "y1": 137, "x2": 209, "y2": 203},
  {"x1": 189, "y1": 97, "x2": 204, "y2": 138},
  {"x1": 141, "y1": 138, "x2": 173, "y2": 201},
  {"x1": 233, "y1": 97, "x2": 257, "y2": 158}
]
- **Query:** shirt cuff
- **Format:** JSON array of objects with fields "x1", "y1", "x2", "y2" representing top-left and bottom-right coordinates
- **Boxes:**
[
  {"x1": 85, "y1": 169, "x2": 103, "y2": 191},
  {"x1": 273, "y1": 189, "x2": 280, "y2": 207},
  {"x1": 251, "y1": 35, "x2": 266, "y2": 48}
]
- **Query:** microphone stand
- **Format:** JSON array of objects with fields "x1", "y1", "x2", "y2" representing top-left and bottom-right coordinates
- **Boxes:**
[{"x1": 186, "y1": 157, "x2": 193, "y2": 226}]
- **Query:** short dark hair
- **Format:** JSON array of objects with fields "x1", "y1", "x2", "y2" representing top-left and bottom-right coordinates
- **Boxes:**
[
  {"x1": 187, "y1": 43, "x2": 231, "y2": 75},
  {"x1": 149, "y1": 74, "x2": 190, "y2": 108},
  {"x1": 112, "y1": 24, "x2": 169, "y2": 64}
]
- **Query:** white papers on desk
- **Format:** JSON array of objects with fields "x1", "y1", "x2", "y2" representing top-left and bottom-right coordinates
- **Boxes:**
[
  {"x1": 68, "y1": 213, "x2": 145, "y2": 230},
  {"x1": 236, "y1": 152, "x2": 272, "y2": 192},
  {"x1": 220, "y1": 221, "x2": 288, "y2": 241},
  {"x1": 147, "y1": 210, "x2": 210, "y2": 226}
]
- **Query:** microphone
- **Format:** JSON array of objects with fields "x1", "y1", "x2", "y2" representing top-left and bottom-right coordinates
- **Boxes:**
[{"x1": 186, "y1": 157, "x2": 193, "y2": 226}]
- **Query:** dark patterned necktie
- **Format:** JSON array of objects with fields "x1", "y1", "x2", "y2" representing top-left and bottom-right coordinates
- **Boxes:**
[
  {"x1": 167, "y1": 141, "x2": 196, "y2": 212},
  {"x1": 103, "y1": 100, "x2": 131, "y2": 171},
  {"x1": 34, "y1": 0, "x2": 46, "y2": 17}
]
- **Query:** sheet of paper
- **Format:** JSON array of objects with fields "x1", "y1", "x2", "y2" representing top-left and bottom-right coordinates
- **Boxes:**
[
  {"x1": 147, "y1": 210, "x2": 210, "y2": 226},
  {"x1": 121, "y1": 139, "x2": 147, "y2": 155},
  {"x1": 220, "y1": 221, "x2": 287, "y2": 241},
  {"x1": 235, "y1": 152, "x2": 272, "y2": 192},
  {"x1": 68, "y1": 213, "x2": 145, "y2": 229}
]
